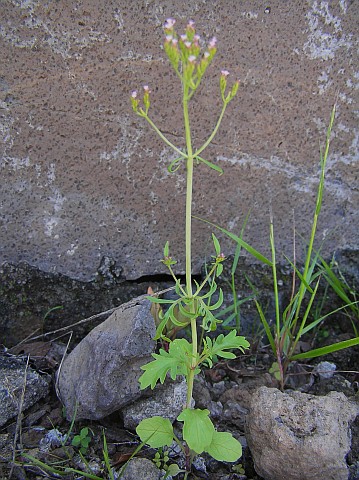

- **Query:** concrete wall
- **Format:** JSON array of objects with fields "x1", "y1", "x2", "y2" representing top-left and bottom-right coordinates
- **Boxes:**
[{"x1": 0, "y1": 0, "x2": 358, "y2": 281}]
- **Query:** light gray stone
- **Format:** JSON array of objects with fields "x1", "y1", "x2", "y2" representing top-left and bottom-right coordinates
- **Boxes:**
[
  {"x1": 245, "y1": 386, "x2": 359, "y2": 480},
  {"x1": 0, "y1": 356, "x2": 50, "y2": 427},
  {"x1": 57, "y1": 296, "x2": 156, "y2": 421},
  {"x1": 120, "y1": 458, "x2": 162, "y2": 480},
  {"x1": 122, "y1": 377, "x2": 188, "y2": 430}
]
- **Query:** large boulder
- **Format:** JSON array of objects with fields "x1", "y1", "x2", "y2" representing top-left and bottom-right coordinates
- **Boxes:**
[
  {"x1": 57, "y1": 296, "x2": 156, "y2": 421},
  {"x1": 246, "y1": 386, "x2": 359, "y2": 480}
]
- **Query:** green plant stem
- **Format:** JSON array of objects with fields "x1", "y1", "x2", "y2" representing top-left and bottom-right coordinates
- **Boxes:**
[
  {"x1": 167, "y1": 265, "x2": 187, "y2": 296},
  {"x1": 183, "y1": 89, "x2": 194, "y2": 297},
  {"x1": 193, "y1": 101, "x2": 228, "y2": 158},
  {"x1": 270, "y1": 217, "x2": 281, "y2": 341},
  {"x1": 288, "y1": 103, "x2": 336, "y2": 359},
  {"x1": 193, "y1": 262, "x2": 218, "y2": 297},
  {"x1": 183, "y1": 80, "x2": 198, "y2": 410},
  {"x1": 140, "y1": 111, "x2": 185, "y2": 158},
  {"x1": 186, "y1": 319, "x2": 197, "y2": 409}
]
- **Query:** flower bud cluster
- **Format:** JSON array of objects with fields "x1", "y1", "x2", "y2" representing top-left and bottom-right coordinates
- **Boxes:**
[
  {"x1": 130, "y1": 18, "x2": 240, "y2": 114},
  {"x1": 163, "y1": 18, "x2": 217, "y2": 92},
  {"x1": 130, "y1": 85, "x2": 151, "y2": 115},
  {"x1": 161, "y1": 255, "x2": 177, "y2": 267},
  {"x1": 220, "y1": 70, "x2": 240, "y2": 103}
]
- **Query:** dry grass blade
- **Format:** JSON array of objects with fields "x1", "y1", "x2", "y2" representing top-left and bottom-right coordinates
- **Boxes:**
[{"x1": 9, "y1": 355, "x2": 30, "y2": 479}]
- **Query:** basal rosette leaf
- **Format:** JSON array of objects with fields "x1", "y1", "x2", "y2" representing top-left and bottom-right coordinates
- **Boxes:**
[
  {"x1": 177, "y1": 408, "x2": 215, "y2": 453},
  {"x1": 205, "y1": 431, "x2": 242, "y2": 462},
  {"x1": 136, "y1": 416, "x2": 174, "y2": 448},
  {"x1": 139, "y1": 339, "x2": 194, "y2": 389}
]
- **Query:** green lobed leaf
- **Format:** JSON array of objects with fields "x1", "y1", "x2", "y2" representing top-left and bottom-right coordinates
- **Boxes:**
[
  {"x1": 177, "y1": 408, "x2": 215, "y2": 453},
  {"x1": 205, "y1": 431, "x2": 242, "y2": 462},
  {"x1": 211, "y1": 330, "x2": 250, "y2": 358},
  {"x1": 139, "y1": 339, "x2": 193, "y2": 389},
  {"x1": 136, "y1": 416, "x2": 174, "y2": 448}
]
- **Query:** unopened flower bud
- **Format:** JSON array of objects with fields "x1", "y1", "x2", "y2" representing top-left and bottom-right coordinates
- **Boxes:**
[
  {"x1": 143, "y1": 85, "x2": 151, "y2": 113},
  {"x1": 164, "y1": 18, "x2": 176, "y2": 30},
  {"x1": 229, "y1": 79, "x2": 240, "y2": 99},
  {"x1": 130, "y1": 91, "x2": 139, "y2": 112},
  {"x1": 209, "y1": 36, "x2": 217, "y2": 49},
  {"x1": 220, "y1": 71, "x2": 228, "y2": 98}
]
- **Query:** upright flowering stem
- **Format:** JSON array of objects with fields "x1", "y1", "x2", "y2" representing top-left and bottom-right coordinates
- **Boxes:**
[
  {"x1": 183, "y1": 77, "x2": 197, "y2": 410},
  {"x1": 132, "y1": 19, "x2": 240, "y2": 411},
  {"x1": 183, "y1": 86, "x2": 194, "y2": 298}
]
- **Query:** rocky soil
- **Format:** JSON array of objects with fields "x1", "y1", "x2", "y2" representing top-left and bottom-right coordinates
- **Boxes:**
[
  {"x1": 1, "y1": 261, "x2": 359, "y2": 479},
  {"x1": 1, "y1": 320, "x2": 359, "y2": 479}
]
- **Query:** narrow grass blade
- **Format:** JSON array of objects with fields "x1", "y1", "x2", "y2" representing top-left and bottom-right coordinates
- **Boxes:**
[
  {"x1": 193, "y1": 216, "x2": 272, "y2": 266},
  {"x1": 301, "y1": 301, "x2": 359, "y2": 335},
  {"x1": 290, "y1": 336, "x2": 359, "y2": 360}
]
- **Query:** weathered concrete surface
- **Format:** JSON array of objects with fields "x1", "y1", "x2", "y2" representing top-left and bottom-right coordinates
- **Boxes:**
[{"x1": 0, "y1": 1, "x2": 358, "y2": 281}]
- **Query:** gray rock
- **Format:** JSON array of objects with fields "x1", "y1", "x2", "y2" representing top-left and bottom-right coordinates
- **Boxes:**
[
  {"x1": 223, "y1": 401, "x2": 248, "y2": 430},
  {"x1": 246, "y1": 386, "x2": 359, "y2": 480},
  {"x1": 314, "y1": 361, "x2": 337, "y2": 379},
  {"x1": 120, "y1": 458, "x2": 162, "y2": 480},
  {"x1": 57, "y1": 296, "x2": 156, "y2": 421},
  {"x1": 122, "y1": 377, "x2": 187, "y2": 430},
  {"x1": 0, "y1": 356, "x2": 50, "y2": 427}
]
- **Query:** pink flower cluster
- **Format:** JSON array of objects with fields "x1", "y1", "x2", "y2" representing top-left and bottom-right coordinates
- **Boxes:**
[{"x1": 163, "y1": 18, "x2": 219, "y2": 82}]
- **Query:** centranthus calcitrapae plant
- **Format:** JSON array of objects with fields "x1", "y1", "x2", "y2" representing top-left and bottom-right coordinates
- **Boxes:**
[{"x1": 131, "y1": 19, "x2": 249, "y2": 475}]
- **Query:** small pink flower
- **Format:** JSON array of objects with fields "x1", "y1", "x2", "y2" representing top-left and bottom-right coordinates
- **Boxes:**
[
  {"x1": 181, "y1": 34, "x2": 187, "y2": 41},
  {"x1": 164, "y1": 18, "x2": 176, "y2": 29},
  {"x1": 188, "y1": 55, "x2": 196, "y2": 63},
  {"x1": 184, "y1": 41, "x2": 192, "y2": 49},
  {"x1": 221, "y1": 70, "x2": 230, "y2": 77},
  {"x1": 187, "y1": 20, "x2": 195, "y2": 28},
  {"x1": 143, "y1": 85, "x2": 151, "y2": 93},
  {"x1": 204, "y1": 51, "x2": 210, "y2": 59},
  {"x1": 165, "y1": 35, "x2": 173, "y2": 42},
  {"x1": 193, "y1": 34, "x2": 200, "y2": 43},
  {"x1": 171, "y1": 38, "x2": 178, "y2": 46},
  {"x1": 209, "y1": 36, "x2": 217, "y2": 49},
  {"x1": 131, "y1": 91, "x2": 137, "y2": 98}
]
